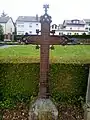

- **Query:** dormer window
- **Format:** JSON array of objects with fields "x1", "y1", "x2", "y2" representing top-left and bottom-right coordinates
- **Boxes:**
[
  {"x1": 52, "y1": 24, "x2": 57, "y2": 29},
  {"x1": 55, "y1": 25, "x2": 57, "y2": 29},
  {"x1": 72, "y1": 20, "x2": 79, "y2": 24},
  {"x1": 73, "y1": 21, "x2": 76, "y2": 24}
]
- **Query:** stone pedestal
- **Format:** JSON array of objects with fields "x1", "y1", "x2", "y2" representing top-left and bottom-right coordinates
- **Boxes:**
[
  {"x1": 28, "y1": 98, "x2": 58, "y2": 120},
  {"x1": 84, "y1": 103, "x2": 90, "y2": 120},
  {"x1": 84, "y1": 108, "x2": 90, "y2": 120},
  {"x1": 84, "y1": 66, "x2": 90, "y2": 120}
]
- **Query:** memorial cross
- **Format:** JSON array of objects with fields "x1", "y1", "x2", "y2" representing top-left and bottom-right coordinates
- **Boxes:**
[{"x1": 23, "y1": 4, "x2": 70, "y2": 99}]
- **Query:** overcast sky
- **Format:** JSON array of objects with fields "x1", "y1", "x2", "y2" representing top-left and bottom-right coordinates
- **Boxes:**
[{"x1": 0, "y1": 0, "x2": 90, "y2": 24}]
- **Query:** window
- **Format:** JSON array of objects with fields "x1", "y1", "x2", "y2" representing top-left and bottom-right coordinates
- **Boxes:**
[
  {"x1": 74, "y1": 33, "x2": 78, "y2": 35},
  {"x1": 29, "y1": 23, "x2": 32, "y2": 27},
  {"x1": 18, "y1": 25, "x2": 20, "y2": 27},
  {"x1": 85, "y1": 28, "x2": 88, "y2": 30},
  {"x1": 55, "y1": 25, "x2": 57, "y2": 29},
  {"x1": 18, "y1": 31, "x2": 24, "y2": 35},
  {"x1": 76, "y1": 21, "x2": 79, "y2": 24},
  {"x1": 21, "y1": 25, "x2": 24, "y2": 27},
  {"x1": 72, "y1": 20, "x2": 79, "y2": 24},
  {"x1": 70, "y1": 28, "x2": 72, "y2": 30},
  {"x1": 67, "y1": 33, "x2": 71, "y2": 35},
  {"x1": 82, "y1": 33, "x2": 86, "y2": 35},
  {"x1": 29, "y1": 31, "x2": 32, "y2": 34},
  {"x1": 10, "y1": 28, "x2": 12, "y2": 32},
  {"x1": 18, "y1": 25, "x2": 24, "y2": 27},
  {"x1": 29, "y1": 25, "x2": 32, "y2": 27},
  {"x1": 89, "y1": 28, "x2": 90, "y2": 31},
  {"x1": 59, "y1": 32, "x2": 63, "y2": 35},
  {"x1": 36, "y1": 23, "x2": 38, "y2": 26}
]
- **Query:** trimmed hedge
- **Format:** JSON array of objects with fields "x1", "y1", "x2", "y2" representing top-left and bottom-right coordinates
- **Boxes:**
[
  {"x1": 0, "y1": 63, "x2": 89, "y2": 108},
  {"x1": 49, "y1": 64, "x2": 88, "y2": 103}
]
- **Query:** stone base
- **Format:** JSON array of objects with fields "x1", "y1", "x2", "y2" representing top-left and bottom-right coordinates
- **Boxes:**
[
  {"x1": 28, "y1": 98, "x2": 58, "y2": 120},
  {"x1": 84, "y1": 103, "x2": 90, "y2": 120},
  {"x1": 84, "y1": 108, "x2": 90, "y2": 120}
]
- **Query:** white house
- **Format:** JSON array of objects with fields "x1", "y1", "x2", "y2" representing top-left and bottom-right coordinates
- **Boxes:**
[
  {"x1": 16, "y1": 15, "x2": 41, "y2": 35},
  {"x1": 83, "y1": 19, "x2": 90, "y2": 35},
  {"x1": 0, "y1": 16, "x2": 15, "y2": 40},
  {"x1": 51, "y1": 19, "x2": 88, "y2": 35}
]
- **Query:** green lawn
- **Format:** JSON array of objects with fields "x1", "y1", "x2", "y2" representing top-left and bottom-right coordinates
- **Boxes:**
[{"x1": 0, "y1": 45, "x2": 90, "y2": 64}]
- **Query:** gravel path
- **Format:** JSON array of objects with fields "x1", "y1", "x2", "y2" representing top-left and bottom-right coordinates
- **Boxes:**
[
  {"x1": 0, "y1": 45, "x2": 18, "y2": 49},
  {"x1": 0, "y1": 103, "x2": 84, "y2": 120}
]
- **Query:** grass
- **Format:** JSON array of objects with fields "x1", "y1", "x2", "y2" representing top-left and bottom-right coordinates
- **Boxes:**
[{"x1": 0, "y1": 45, "x2": 90, "y2": 64}]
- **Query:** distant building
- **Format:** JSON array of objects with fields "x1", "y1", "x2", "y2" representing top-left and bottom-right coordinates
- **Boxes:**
[
  {"x1": 51, "y1": 19, "x2": 88, "y2": 35},
  {"x1": 16, "y1": 15, "x2": 41, "y2": 35},
  {"x1": 0, "y1": 16, "x2": 15, "y2": 40},
  {"x1": 84, "y1": 19, "x2": 90, "y2": 35}
]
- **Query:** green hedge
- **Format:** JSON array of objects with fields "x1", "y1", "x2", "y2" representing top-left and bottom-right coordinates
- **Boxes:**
[
  {"x1": 0, "y1": 63, "x2": 89, "y2": 108},
  {"x1": 49, "y1": 64, "x2": 88, "y2": 103}
]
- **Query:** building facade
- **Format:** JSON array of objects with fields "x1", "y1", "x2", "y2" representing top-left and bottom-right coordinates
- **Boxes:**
[
  {"x1": 51, "y1": 19, "x2": 88, "y2": 35},
  {"x1": 84, "y1": 19, "x2": 90, "y2": 35},
  {"x1": 16, "y1": 15, "x2": 41, "y2": 35},
  {"x1": 0, "y1": 16, "x2": 15, "y2": 40}
]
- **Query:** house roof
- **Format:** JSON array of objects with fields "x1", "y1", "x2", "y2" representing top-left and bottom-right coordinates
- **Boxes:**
[
  {"x1": 16, "y1": 16, "x2": 40, "y2": 22},
  {"x1": 0, "y1": 16, "x2": 10, "y2": 23},
  {"x1": 84, "y1": 19, "x2": 90, "y2": 23},
  {"x1": 63, "y1": 19, "x2": 85, "y2": 26}
]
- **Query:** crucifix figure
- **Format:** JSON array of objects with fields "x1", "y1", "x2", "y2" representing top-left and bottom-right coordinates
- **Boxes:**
[{"x1": 23, "y1": 4, "x2": 71, "y2": 120}]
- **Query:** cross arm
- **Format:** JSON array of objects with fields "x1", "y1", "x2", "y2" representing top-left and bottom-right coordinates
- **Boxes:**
[
  {"x1": 49, "y1": 35, "x2": 72, "y2": 45},
  {"x1": 22, "y1": 35, "x2": 42, "y2": 44}
]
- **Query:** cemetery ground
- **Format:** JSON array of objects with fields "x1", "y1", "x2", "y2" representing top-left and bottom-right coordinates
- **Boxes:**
[{"x1": 0, "y1": 45, "x2": 90, "y2": 120}]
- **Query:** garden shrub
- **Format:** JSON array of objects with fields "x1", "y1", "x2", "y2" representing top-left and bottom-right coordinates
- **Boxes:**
[{"x1": 0, "y1": 63, "x2": 89, "y2": 108}]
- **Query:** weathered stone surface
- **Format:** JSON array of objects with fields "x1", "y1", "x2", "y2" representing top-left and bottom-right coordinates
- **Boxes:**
[
  {"x1": 86, "y1": 67, "x2": 90, "y2": 103},
  {"x1": 84, "y1": 107, "x2": 90, "y2": 120},
  {"x1": 28, "y1": 98, "x2": 58, "y2": 120},
  {"x1": 84, "y1": 66, "x2": 90, "y2": 120}
]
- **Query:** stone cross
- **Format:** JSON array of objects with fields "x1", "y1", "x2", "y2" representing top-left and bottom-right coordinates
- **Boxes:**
[{"x1": 23, "y1": 5, "x2": 71, "y2": 120}]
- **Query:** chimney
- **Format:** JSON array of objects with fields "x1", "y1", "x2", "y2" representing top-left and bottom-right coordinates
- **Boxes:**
[{"x1": 36, "y1": 14, "x2": 38, "y2": 21}]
